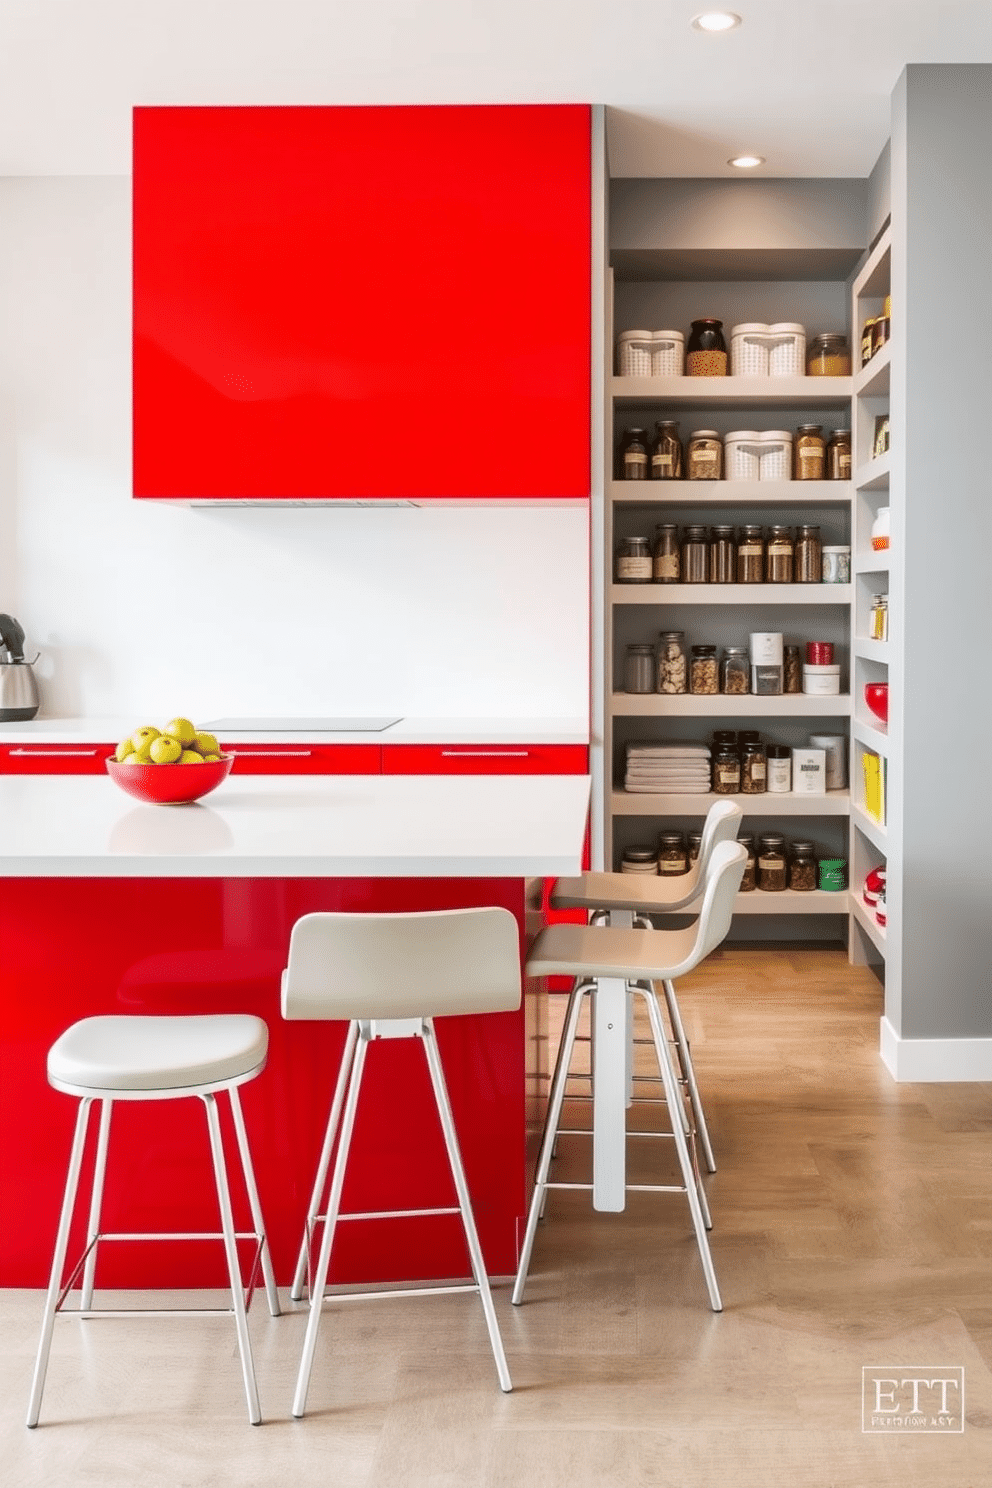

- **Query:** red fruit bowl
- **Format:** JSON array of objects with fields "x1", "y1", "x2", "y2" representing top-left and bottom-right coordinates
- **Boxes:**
[
  {"x1": 864, "y1": 682, "x2": 889, "y2": 724},
  {"x1": 106, "y1": 754, "x2": 233, "y2": 805}
]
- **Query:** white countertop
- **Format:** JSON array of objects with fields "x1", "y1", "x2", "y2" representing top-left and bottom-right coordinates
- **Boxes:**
[
  {"x1": 0, "y1": 716, "x2": 589, "y2": 746},
  {"x1": 0, "y1": 771, "x2": 591, "y2": 878}
]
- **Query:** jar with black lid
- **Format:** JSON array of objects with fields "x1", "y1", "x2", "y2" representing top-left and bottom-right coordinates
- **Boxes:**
[
  {"x1": 757, "y1": 833, "x2": 787, "y2": 891},
  {"x1": 686, "y1": 319, "x2": 728, "y2": 377},
  {"x1": 766, "y1": 743, "x2": 792, "y2": 793},
  {"x1": 788, "y1": 841, "x2": 817, "y2": 892},
  {"x1": 737, "y1": 833, "x2": 756, "y2": 892},
  {"x1": 687, "y1": 830, "x2": 703, "y2": 863},
  {"x1": 658, "y1": 830, "x2": 688, "y2": 876},
  {"x1": 621, "y1": 844, "x2": 659, "y2": 875},
  {"x1": 712, "y1": 742, "x2": 741, "y2": 795},
  {"x1": 738, "y1": 729, "x2": 760, "y2": 749},
  {"x1": 616, "y1": 535, "x2": 653, "y2": 583},
  {"x1": 650, "y1": 421, "x2": 683, "y2": 480},
  {"x1": 682, "y1": 525, "x2": 709, "y2": 583},
  {"x1": 690, "y1": 644, "x2": 719, "y2": 695},
  {"x1": 720, "y1": 646, "x2": 750, "y2": 695},
  {"x1": 619, "y1": 427, "x2": 650, "y2": 480},
  {"x1": 740, "y1": 741, "x2": 767, "y2": 795},
  {"x1": 766, "y1": 525, "x2": 794, "y2": 583},
  {"x1": 795, "y1": 524, "x2": 823, "y2": 583},
  {"x1": 737, "y1": 525, "x2": 765, "y2": 583},
  {"x1": 708, "y1": 525, "x2": 736, "y2": 583},
  {"x1": 652, "y1": 523, "x2": 681, "y2": 583}
]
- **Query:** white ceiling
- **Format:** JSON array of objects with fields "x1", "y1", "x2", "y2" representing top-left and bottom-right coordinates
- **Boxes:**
[{"x1": 2, "y1": 0, "x2": 991, "y2": 179}]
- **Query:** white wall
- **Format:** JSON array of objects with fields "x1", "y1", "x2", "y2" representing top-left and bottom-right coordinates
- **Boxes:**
[{"x1": 0, "y1": 176, "x2": 590, "y2": 720}]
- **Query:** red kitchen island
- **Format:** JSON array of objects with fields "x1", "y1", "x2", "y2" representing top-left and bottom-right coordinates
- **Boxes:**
[{"x1": 0, "y1": 770, "x2": 589, "y2": 1290}]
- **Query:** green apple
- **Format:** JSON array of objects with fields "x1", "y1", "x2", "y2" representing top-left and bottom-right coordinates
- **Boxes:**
[
  {"x1": 193, "y1": 730, "x2": 219, "y2": 757},
  {"x1": 130, "y1": 725, "x2": 160, "y2": 753},
  {"x1": 164, "y1": 717, "x2": 197, "y2": 748},
  {"x1": 201, "y1": 753, "x2": 222, "y2": 763},
  {"x1": 117, "y1": 750, "x2": 140, "y2": 765},
  {"x1": 179, "y1": 748, "x2": 205, "y2": 764},
  {"x1": 149, "y1": 734, "x2": 183, "y2": 764},
  {"x1": 114, "y1": 737, "x2": 135, "y2": 763}
]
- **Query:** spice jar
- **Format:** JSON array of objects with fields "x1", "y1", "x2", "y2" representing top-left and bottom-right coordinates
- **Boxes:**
[
  {"x1": 741, "y1": 740, "x2": 767, "y2": 795},
  {"x1": 794, "y1": 425, "x2": 825, "y2": 481},
  {"x1": 621, "y1": 845, "x2": 659, "y2": 875},
  {"x1": 795, "y1": 524, "x2": 823, "y2": 583},
  {"x1": 712, "y1": 742, "x2": 741, "y2": 795},
  {"x1": 656, "y1": 631, "x2": 688, "y2": 694},
  {"x1": 686, "y1": 830, "x2": 703, "y2": 863},
  {"x1": 623, "y1": 643, "x2": 656, "y2": 694},
  {"x1": 690, "y1": 644, "x2": 719, "y2": 695},
  {"x1": 736, "y1": 525, "x2": 765, "y2": 583},
  {"x1": 737, "y1": 834, "x2": 756, "y2": 891},
  {"x1": 765, "y1": 526, "x2": 794, "y2": 583},
  {"x1": 861, "y1": 317, "x2": 878, "y2": 366},
  {"x1": 826, "y1": 429, "x2": 851, "y2": 481},
  {"x1": 784, "y1": 645, "x2": 802, "y2": 693},
  {"x1": 720, "y1": 647, "x2": 750, "y2": 695},
  {"x1": 708, "y1": 525, "x2": 736, "y2": 583},
  {"x1": 686, "y1": 318, "x2": 727, "y2": 377},
  {"x1": 616, "y1": 535, "x2": 653, "y2": 583},
  {"x1": 682, "y1": 525, "x2": 709, "y2": 583},
  {"x1": 687, "y1": 430, "x2": 723, "y2": 480},
  {"x1": 757, "y1": 833, "x2": 787, "y2": 891},
  {"x1": 806, "y1": 333, "x2": 851, "y2": 376},
  {"x1": 869, "y1": 593, "x2": 889, "y2": 641},
  {"x1": 652, "y1": 523, "x2": 681, "y2": 583},
  {"x1": 658, "y1": 830, "x2": 688, "y2": 876},
  {"x1": 650, "y1": 420, "x2": 683, "y2": 480},
  {"x1": 789, "y1": 841, "x2": 817, "y2": 892},
  {"x1": 873, "y1": 313, "x2": 890, "y2": 356},
  {"x1": 619, "y1": 427, "x2": 650, "y2": 480},
  {"x1": 766, "y1": 743, "x2": 792, "y2": 793}
]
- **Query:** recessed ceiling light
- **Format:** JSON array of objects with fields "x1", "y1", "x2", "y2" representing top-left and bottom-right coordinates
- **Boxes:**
[
  {"x1": 692, "y1": 11, "x2": 742, "y2": 32},
  {"x1": 729, "y1": 154, "x2": 765, "y2": 169}
]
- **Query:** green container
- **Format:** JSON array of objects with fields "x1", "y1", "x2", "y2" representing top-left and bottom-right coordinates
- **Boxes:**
[{"x1": 818, "y1": 857, "x2": 847, "y2": 891}]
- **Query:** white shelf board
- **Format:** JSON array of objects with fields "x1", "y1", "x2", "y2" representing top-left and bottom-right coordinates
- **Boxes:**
[
  {"x1": 853, "y1": 343, "x2": 890, "y2": 397},
  {"x1": 855, "y1": 453, "x2": 890, "y2": 491},
  {"x1": 612, "y1": 583, "x2": 852, "y2": 605},
  {"x1": 612, "y1": 375, "x2": 852, "y2": 408},
  {"x1": 852, "y1": 717, "x2": 889, "y2": 754},
  {"x1": 733, "y1": 888, "x2": 850, "y2": 916},
  {"x1": 852, "y1": 227, "x2": 891, "y2": 300},
  {"x1": 851, "y1": 803, "x2": 887, "y2": 851},
  {"x1": 850, "y1": 894, "x2": 887, "y2": 955},
  {"x1": 612, "y1": 693, "x2": 852, "y2": 717},
  {"x1": 853, "y1": 553, "x2": 890, "y2": 576},
  {"x1": 610, "y1": 480, "x2": 852, "y2": 506},
  {"x1": 611, "y1": 789, "x2": 850, "y2": 816},
  {"x1": 853, "y1": 639, "x2": 889, "y2": 664}
]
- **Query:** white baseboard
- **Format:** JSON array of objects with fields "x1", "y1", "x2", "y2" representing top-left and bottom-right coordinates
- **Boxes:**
[{"x1": 880, "y1": 1016, "x2": 992, "y2": 1082}]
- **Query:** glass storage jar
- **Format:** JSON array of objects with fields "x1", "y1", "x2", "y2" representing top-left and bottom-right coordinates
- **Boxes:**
[
  {"x1": 826, "y1": 428, "x2": 851, "y2": 480},
  {"x1": 652, "y1": 523, "x2": 681, "y2": 583},
  {"x1": 794, "y1": 425, "x2": 825, "y2": 481},
  {"x1": 616, "y1": 535, "x2": 653, "y2": 583},
  {"x1": 650, "y1": 420, "x2": 683, "y2": 480},
  {"x1": 736, "y1": 525, "x2": 765, "y2": 583},
  {"x1": 737, "y1": 834, "x2": 756, "y2": 891},
  {"x1": 784, "y1": 644, "x2": 802, "y2": 693},
  {"x1": 740, "y1": 741, "x2": 767, "y2": 795},
  {"x1": 788, "y1": 841, "x2": 818, "y2": 892},
  {"x1": 757, "y1": 833, "x2": 787, "y2": 891},
  {"x1": 687, "y1": 430, "x2": 723, "y2": 480},
  {"x1": 686, "y1": 830, "x2": 703, "y2": 863},
  {"x1": 656, "y1": 631, "x2": 688, "y2": 694},
  {"x1": 712, "y1": 742, "x2": 741, "y2": 795},
  {"x1": 619, "y1": 427, "x2": 650, "y2": 480},
  {"x1": 690, "y1": 644, "x2": 719, "y2": 695},
  {"x1": 708, "y1": 525, "x2": 736, "y2": 583},
  {"x1": 621, "y1": 845, "x2": 659, "y2": 875},
  {"x1": 720, "y1": 646, "x2": 750, "y2": 695},
  {"x1": 806, "y1": 333, "x2": 851, "y2": 376},
  {"x1": 795, "y1": 524, "x2": 823, "y2": 583},
  {"x1": 623, "y1": 643, "x2": 656, "y2": 694},
  {"x1": 682, "y1": 525, "x2": 709, "y2": 583},
  {"x1": 869, "y1": 593, "x2": 889, "y2": 641},
  {"x1": 686, "y1": 319, "x2": 727, "y2": 377},
  {"x1": 658, "y1": 830, "x2": 688, "y2": 876},
  {"x1": 765, "y1": 526, "x2": 794, "y2": 583}
]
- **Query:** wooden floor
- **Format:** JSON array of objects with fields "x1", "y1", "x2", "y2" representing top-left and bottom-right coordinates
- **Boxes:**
[{"x1": 4, "y1": 947, "x2": 991, "y2": 1487}]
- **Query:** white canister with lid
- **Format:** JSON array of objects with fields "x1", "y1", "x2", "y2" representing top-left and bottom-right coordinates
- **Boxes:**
[
  {"x1": 651, "y1": 330, "x2": 685, "y2": 377},
  {"x1": 756, "y1": 429, "x2": 793, "y2": 481},
  {"x1": 724, "y1": 430, "x2": 762, "y2": 481},
  {"x1": 871, "y1": 506, "x2": 890, "y2": 551},
  {"x1": 802, "y1": 664, "x2": 841, "y2": 695},
  {"x1": 617, "y1": 330, "x2": 653, "y2": 377},
  {"x1": 821, "y1": 545, "x2": 851, "y2": 583},
  {"x1": 767, "y1": 322, "x2": 806, "y2": 376},
  {"x1": 750, "y1": 631, "x2": 784, "y2": 695},
  {"x1": 730, "y1": 323, "x2": 770, "y2": 377}
]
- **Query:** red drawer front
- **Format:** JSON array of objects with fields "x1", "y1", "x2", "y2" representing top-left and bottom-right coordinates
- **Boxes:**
[
  {"x1": 0, "y1": 744, "x2": 111, "y2": 775},
  {"x1": 218, "y1": 743, "x2": 380, "y2": 774},
  {"x1": 381, "y1": 744, "x2": 588, "y2": 775}
]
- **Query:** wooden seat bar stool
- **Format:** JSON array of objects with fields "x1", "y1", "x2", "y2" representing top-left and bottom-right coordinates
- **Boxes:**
[
  {"x1": 549, "y1": 800, "x2": 743, "y2": 1177},
  {"x1": 27, "y1": 1013, "x2": 281, "y2": 1428},
  {"x1": 281, "y1": 907, "x2": 519, "y2": 1418},
  {"x1": 513, "y1": 839, "x2": 747, "y2": 1314}
]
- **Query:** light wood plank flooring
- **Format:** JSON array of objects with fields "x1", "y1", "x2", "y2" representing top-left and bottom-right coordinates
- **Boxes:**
[{"x1": 4, "y1": 947, "x2": 991, "y2": 1487}]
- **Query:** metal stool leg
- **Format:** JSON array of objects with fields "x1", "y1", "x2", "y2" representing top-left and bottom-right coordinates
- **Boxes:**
[
  {"x1": 79, "y1": 1098, "x2": 112, "y2": 1311},
  {"x1": 227, "y1": 1087, "x2": 281, "y2": 1319},
  {"x1": 290, "y1": 1020, "x2": 358, "y2": 1302},
  {"x1": 661, "y1": 978, "x2": 716, "y2": 1174},
  {"x1": 26, "y1": 1097, "x2": 95, "y2": 1428},
  {"x1": 292, "y1": 1026, "x2": 367, "y2": 1419},
  {"x1": 421, "y1": 1021, "x2": 511, "y2": 1392},
  {"x1": 202, "y1": 1093, "x2": 262, "y2": 1425}
]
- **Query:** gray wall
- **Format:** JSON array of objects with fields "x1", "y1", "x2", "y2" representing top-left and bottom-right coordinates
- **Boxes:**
[{"x1": 894, "y1": 65, "x2": 992, "y2": 1039}]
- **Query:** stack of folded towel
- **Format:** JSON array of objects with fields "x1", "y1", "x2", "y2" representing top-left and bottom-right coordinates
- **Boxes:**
[{"x1": 624, "y1": 741, "x2": 712, "y2": 793}]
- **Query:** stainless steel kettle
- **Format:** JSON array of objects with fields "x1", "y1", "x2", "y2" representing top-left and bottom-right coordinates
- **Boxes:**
[{"x1": 0, "y1": 614, "x2": 40, "y2": 720}]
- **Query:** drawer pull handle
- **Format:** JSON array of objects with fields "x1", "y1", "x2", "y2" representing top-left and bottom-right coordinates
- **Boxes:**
[
  {"x1": 8, "y1": 748, "x2": 100, "y2": 757},
  {"x1": 224, "y1": 749, "x2": 314, "y2": 757},
  {"x1": 440, "y1": 750, "x2": 530, "y2": 757}
]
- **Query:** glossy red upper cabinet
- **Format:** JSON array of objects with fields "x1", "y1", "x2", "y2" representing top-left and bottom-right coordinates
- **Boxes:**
[{"x1": 133, "y1": 105, "x2": 592, "y2": 503}]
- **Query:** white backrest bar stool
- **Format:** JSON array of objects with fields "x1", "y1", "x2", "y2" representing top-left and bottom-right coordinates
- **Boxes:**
[
  {"x1": 549, "y1": 800, "x2": 744, "y2": 1178},
  {"x1": 512, "y1": 840, "x2": 747, "y2": 1315},
  {"x1": 281, "y1": 907, "x2": 519, "y2": 1418},
  {"x1": 27, "y1": 1013, "x2": 281, "y2": 1429}
]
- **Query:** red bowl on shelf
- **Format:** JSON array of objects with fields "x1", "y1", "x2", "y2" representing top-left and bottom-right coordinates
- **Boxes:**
[
  {"x1": 106, "y1": 754, "x2": 233, "y2": 804},
  {"x1": 864, "y1": 682, "x2": 889, "y2": 724}
]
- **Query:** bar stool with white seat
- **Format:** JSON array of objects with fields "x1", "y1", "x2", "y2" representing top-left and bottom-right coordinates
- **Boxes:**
[
  {"x1": 27, "y1": 1013, "x2": 281, "y2": 1429},
  {"x1": 512, "y1": 839, "x2": 747, "y2": 1313},
  {"x1": 281, "y1": 906, "x2": 518, "y2": 1418},
  {"x1": 549, "y1": 799, "x2": 743, "y2": 1176}
]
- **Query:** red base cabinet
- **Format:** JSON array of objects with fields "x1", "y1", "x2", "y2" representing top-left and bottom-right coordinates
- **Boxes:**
[{"x1": 133, "y1": 104, "x2": 591, "y2": 503}]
